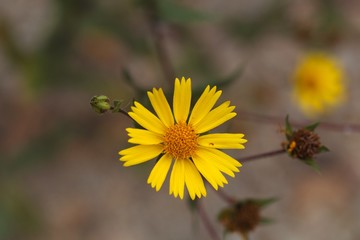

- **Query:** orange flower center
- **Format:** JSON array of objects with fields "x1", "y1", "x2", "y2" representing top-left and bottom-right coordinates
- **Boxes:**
[
  {"x1": 303, "y1": 75, "x2": 320, "y2": 91},
  {"x1": 163, "y1": 122, "x2": 198, "y2": 159}
]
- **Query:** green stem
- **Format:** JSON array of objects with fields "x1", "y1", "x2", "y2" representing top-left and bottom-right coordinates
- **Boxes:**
[{"x1": 111, "y1": 106, "x2": 131, "y2": 119}]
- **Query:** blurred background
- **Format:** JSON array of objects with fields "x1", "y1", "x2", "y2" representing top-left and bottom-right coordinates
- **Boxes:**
[{"x1": 1, "y1": 0, "x2": 360, "y2": 239}]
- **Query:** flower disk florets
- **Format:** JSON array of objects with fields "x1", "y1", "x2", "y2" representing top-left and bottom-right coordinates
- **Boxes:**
[{"x1": 163, "y1": 122, "x2": 198, "y2": 159}]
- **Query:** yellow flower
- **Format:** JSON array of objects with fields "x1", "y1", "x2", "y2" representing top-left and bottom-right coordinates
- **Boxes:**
[
  {"x1": 119, "y1": 77, "x2": 247, "y2": 200},
  {"x1": 293, "y1": 53, "x2": 345, "y2": 117}
]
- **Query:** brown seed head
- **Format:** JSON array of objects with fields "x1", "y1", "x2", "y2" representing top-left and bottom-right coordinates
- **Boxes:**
[
  {"x1": 288, "y1": 128, "x2": 321, "y2": 159},
  {"x1": 218, "y1": 201, "x2": 261, "y2": 235}
]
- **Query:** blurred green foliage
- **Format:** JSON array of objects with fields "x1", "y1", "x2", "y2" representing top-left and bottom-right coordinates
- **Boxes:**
[
  {"x1": 1, "y1": 123, "x2": 72, "y2": 176},
  {"x1": 224, "y1": 0, "x2": 288, "y2": 41},
  {"x1": 0, "y1": 0, "x2": 347, "y2": 93},
  {"x1": 157, "y1": 0, "x2": 211, "y2": 24},
  {"x1": 0, "y1": 183, "x2": 42, "y2": 240}
]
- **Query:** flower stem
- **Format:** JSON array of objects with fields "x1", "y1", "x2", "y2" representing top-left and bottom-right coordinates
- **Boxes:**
[
  {"x1": 197, "y1": 200, "x2": 221, "y2": 240},
  {"x1": 238, "y1": 149, "x2": 286, "y2": 163},
  {"x1": 214, "y1": 188, "x2": 236, "y2": 205},
  {"x1": 111, "y1": 106, "x2": 131, "y2": 119}
]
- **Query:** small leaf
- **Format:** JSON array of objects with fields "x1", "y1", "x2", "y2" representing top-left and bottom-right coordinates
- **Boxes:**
[
  {"x1": 260, "y1": 217, "x2": 275, "y2": 225},
  {"x1": 285, "y1": 115, "x2": 293, "y2": 140},
  {"x1": 303, "y1": 158, "x2": 321, "y2": 173},
  {"x1": 318, "y1": 145, "x2": 330, "y2": 153},
  {"x1": 253, "y1": 197, "x2": 278, "y2": 208},
  {"x1": 305, "y1": 122, "x2": 320, "y2": 131},
  {"x1": 112, "y1": 99, "x2": 123, "y2": 113}
]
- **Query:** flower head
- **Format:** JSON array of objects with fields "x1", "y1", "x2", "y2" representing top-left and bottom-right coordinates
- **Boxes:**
[
  {"x1": 283, "y1": 116, "x2": 329, "y2": 171},
  {"x1": 218, "y1": 198, "x2": 276, "y2": 238},
  {"x1": 293, "y1": 52, "x2": 345, "y2": 117},
  {"x1": 286, "y1": 128, "x2": 321, "y2": 160},
  {"x1": 119, "y1": 77, "x2": 247, "y2": 200},
  {"x1": 218, "y1": 201, "x2": 260, "y2": 234}
]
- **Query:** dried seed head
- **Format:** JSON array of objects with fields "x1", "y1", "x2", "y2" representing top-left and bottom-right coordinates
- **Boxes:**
[
  {"x1": 218, "y1": 201, "x2": 261, "y2": 235},
  {"x1": 287, "y1": 129, "x2": 321, "y2": 159}
]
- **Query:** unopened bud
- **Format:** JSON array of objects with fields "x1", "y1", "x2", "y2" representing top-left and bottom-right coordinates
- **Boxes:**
[{"x1": 90, "y1": 95, "x2": 111, "y2": 114}]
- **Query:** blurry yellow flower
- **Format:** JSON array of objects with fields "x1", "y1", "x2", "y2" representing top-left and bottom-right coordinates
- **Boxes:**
[
  {"x1": 119, "y1": 77, "x2": 247, "y2": 200},
  {"x1": 293, "y1": 53, "x2": 345, "y2": 117}
]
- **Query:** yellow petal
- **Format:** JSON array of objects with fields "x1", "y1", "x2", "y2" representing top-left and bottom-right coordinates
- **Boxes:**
[
  {"x1": 147, "y1": 154, "x2": 173, "y2": 191},
  {"x1": 193, "y1": 101, "x2": 236, "y2": 134},
  {"x1": 192, "y1": 153, "x2": 228, "y2": 190},
  {"x1": 198, "y1": 133, "x2": 247, "y2": 149},
  {"x1": 129, "y1": 101, "x2": 166, "y2": 134},
  {"x1": 184, "y1": 160, "x2": 206, "y2": 199},
  {"x1": 126, "y1": 128, "x2": 163, "y2": 145},
  {"x1": 119, "y1": 145, "x2": 163, "y2": 166},
  {"x1": 173, "y1": 77, "x2": 191, "y2": 123},
  {"x1": 196, "y1": 147, "x2": 241, "y2": 176},
  {"x1": 148, "y1": 88, "x2": 174, "y2": 127},
  {"x1": 189, "y1": 85, "x2": 222, "y2": 126},
  {"x1": 169, "y1": 158, "x2": 185, "y2": 199}
]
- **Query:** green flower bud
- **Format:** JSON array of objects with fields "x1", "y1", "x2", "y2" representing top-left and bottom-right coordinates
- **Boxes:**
[{"x1": 90, "y1": 95, "x2": 111, "y2": 114}]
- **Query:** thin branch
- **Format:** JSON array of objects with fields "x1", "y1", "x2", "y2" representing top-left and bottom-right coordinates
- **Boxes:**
[
  {"x1": 150, "y1": 22, "x2": 176, "y2": 84},
  {"x1": 197, "y1": 200, "x2": 221, "y2": 240},
  {"x1": 238, "y1": 149, "x2": 286, "y2": 163},
  {"x1": 239, "y1": 110, "x2": 360, "y2": 133},
  {"x1": 146, "y1": 0, "x2": 175, "y2": 86},
  {"x1": 316, "y1": 121, "x2": 360, "y2": 133}
]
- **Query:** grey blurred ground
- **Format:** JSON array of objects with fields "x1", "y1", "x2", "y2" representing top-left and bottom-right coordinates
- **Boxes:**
[{"x1": 1, "y1": 0, "x2": 360, "y2": 239}]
